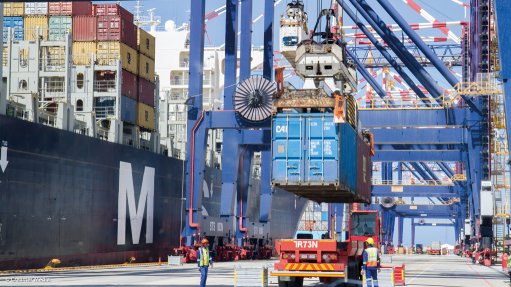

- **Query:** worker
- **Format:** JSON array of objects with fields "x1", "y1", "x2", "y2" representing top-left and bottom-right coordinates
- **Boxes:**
[
  {"x1": 363, "y1": 237, "x2": 380, "y2": 287},
  {"x1": 197, "y1": 238, "x2": 213, "y2": 287}
]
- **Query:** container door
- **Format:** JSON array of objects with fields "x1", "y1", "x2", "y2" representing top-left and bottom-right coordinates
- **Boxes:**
[
  {"x1": 305, "y1": 115, "x2": 338, "y2": 184},
  {"x1": 272, "y1": 115, "x2": 304, "y2": 184}
]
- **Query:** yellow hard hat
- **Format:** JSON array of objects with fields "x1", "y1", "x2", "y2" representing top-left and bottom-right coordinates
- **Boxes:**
[{"x1": 365, "y1": 238, "x2": 375, "y2": 245}]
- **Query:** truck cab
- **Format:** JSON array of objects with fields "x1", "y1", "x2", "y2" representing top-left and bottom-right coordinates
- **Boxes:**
[{"x1": 273, "y1": 209, "x2": 380, "y2": 287}]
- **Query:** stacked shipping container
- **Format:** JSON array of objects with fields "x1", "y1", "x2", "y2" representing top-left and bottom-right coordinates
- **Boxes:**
[
  {"x1": 136, "y1": 27, "x2": 156, "y2": 130},
  {"x1": 2, "y1": 1, "x2": 157, "y2": 131}
]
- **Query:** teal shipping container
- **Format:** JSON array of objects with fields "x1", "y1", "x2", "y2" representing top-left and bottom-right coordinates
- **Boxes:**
[
  {"x1": 271, "y1": 113, "x2": 372, "y2": 203},
  {"x1": 48, "y1": 16, "x2": 72, "y2": 41}
]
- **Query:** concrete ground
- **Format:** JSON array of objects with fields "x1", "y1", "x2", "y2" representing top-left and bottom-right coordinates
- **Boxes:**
[{"x1": 0, "y1": 254, "x2": 509, "y2": 286}]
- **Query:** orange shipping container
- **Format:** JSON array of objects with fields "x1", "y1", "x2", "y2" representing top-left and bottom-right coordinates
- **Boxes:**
[
  {"x1": 137, "y1": 103, "x2": 155, "y2": 131},
  {"x1": 24, "y1": 16, "x2": 49, "y2": 41},
  {"x1": 137, "y1": 28, "x2": 155, "y2": 59},
  {"x1": 138, "y1": 53, "x2": 155, "y2": 82},
  {"x1": 96, "y1": 41, "x2": 138, "y2": 74},
  {"x1": 4, "y1": 2, "x2": 24, "y2": 16}
]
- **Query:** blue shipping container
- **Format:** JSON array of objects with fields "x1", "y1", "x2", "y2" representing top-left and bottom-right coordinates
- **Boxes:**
[
  {"x1": 3, "y1": 16, "x2": 24, "y2": 43},
  {"x1": 321, "y1": 211, "x2": 328, "y2": 221},
  {"x1": 120, "y1": 96, "x2": 137, "y2": 124},
  {"x1": 271, "y1": 113, "x2": 371, "y2": 203},
  {"x1": 48, "y1": 16, "x2": 72, "y2": 41}
]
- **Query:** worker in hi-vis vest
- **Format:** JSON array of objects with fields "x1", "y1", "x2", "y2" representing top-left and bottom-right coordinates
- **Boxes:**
[
  {"x1": 363, "y1": 237, "x2": 380, "y2": 287},
  {"x1": 197, "y1": 238, "x2": 213, "y2": 287}
]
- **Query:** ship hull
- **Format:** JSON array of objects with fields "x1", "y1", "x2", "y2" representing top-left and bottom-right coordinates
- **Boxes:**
[{"x1": 0, "y1": 115, "x2": 306, "y2": 270}]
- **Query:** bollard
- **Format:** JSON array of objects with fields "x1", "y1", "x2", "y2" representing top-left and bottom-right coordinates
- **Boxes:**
[{"x1": 393, "y1": 264, "x2": 405, "y2": 286}]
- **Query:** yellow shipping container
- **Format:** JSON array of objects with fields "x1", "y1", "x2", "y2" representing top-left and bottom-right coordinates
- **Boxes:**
[
  {"x1": 137, "y1": 103, "x2": 155, "y2": 131},
  {"x1": 138, "y1": 53, "x2": 155, "y2": 83},
  {"x1": 96, "y1": 41, "x2": 138, "y2": 75},
  {"x1": 72, "y1": 42, "x2": 96, "y2": 65},
  {"x1": 137, "y1": 28, "x2": 155, "y2": 60},
  {"x1": 24, "y1": 16, "x2": 49, "y2": 41},
  {"x1": 4, "y1": 2, "x2": 24, "y2": 16}
]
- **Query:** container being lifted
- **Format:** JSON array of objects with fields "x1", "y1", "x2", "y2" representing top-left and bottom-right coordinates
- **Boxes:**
[
  {"x1": 271, "y1": 113, "x2": 372, "y2": 203},
  {"x1": 270, "y1": 1, "x2": 372, "y2": 204}
]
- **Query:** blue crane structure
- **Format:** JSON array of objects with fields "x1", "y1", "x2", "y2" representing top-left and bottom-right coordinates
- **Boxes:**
[{"x1": 181, "y1": 0, "x2": 508, "y2": 251}]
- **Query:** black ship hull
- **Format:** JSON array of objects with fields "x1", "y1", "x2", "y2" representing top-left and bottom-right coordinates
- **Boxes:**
[{"x1": 0, "y1": 115, "x2": 306, "y2": 270}]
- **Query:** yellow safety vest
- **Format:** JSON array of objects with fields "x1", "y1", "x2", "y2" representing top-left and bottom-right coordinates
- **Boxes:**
[
  {"x1": 365, "y1": 247, "x2": 378, "y2": 267},
  {"x1": 199, "y1": 247, "x2": 210, "y2": 267}
]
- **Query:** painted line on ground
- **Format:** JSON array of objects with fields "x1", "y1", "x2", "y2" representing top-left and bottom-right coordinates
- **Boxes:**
[{"x1": 467, "y1": 263, "x2": 497, "y2": 287}]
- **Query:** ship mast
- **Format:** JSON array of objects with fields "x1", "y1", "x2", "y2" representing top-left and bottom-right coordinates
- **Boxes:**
[{"x1": 133, "y1": 0, "x2": 161, "y2": 32}]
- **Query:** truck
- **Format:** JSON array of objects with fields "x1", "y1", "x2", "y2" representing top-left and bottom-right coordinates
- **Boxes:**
[
  {"x1": 272, "y1": 209, "x2": 380, "y2": 287},
  {"x1": 415, "y1": 244, "x2": 424, "y2": 254},
  {"x1": 430, "y1": 241, "x2": 441, "y2": 255}
]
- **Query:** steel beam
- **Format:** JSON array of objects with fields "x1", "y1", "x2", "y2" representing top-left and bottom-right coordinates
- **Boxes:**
[
  {"x1": 183, "y1": 0, "x2": 206, "y2": 246},
  {"x1": 376, "y1": 0, "x2": 480, "y2": 114},
  {"x1": 371, "y1": 128, "x2": 466, "y2": 145},
  {"x1": 393, "y1": 204, "x2": 457, "y2": 216},
  {"x1": 239, "y1": 0, "x2": 253, "y2": 81},
  {"x1": 220, "y1": 0, "x2": 240, "y2": 219},
  {"x1": 346, "y1": 48, "x2": 388, "y2": 100},
  {"x1": 495, "y1": 0, "x2": 511, "y2": 216},
  {"x1": 372, "y1": 185, "x2": 458, "y2": 198},
  {"x1": 359, "y1": 109, "x2": 466, "y2": 127},
  {"x1": 350, "y1": 0, "x2": 443, "y2": 99},
  {"x1": 263, "y1": 0, "x2": 274, "y2": 79},
  {"x1": 398, "y1": 217, "x2": 404, "y2": 246},
  {"x1": 415, "y1": 223, "x2": 455, "y2": 227},
  {"x1": 347, "y1": 44, "x2": 462, "y2": 68},
  {"x1": 260, "y1": 148, "x2": 272, "y2": 222},
  {"x1": 374, "y1": 150, "x2": 463, "y2": 162},
  {"x1": 236, "y1": 146, "x2": 252, "y2": 244},
  {"x1": 338, "y1": 0, "x2": 428, "y2": 101}
]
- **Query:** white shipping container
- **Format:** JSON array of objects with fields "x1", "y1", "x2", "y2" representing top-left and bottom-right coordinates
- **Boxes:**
[
  {"x1": 24, "y1": 2, "x2": 48, "y2": 15},
  {"x1": 464, "y1": 219, "x2": 471, "y2": 236},
  {"x1": 480, "y1": 181, "x2": 495, "y2": 216}
]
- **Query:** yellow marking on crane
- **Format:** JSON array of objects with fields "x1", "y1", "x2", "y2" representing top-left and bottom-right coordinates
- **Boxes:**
[
  {"x1": 285, "y1": 263, "x2": 291, "y2": 270},
  {"x1": 327, "y1": 264, "x2": 334, "y2": 270},
  {"x1": 299, "y1": 264, "x2": 306, "y2": 271},
  {"x1": 320, "y1": 264, "x2": 327, "y2": 270},
  {"x1": 306, "y1": 265, "x2": 313, "y2": 271}
]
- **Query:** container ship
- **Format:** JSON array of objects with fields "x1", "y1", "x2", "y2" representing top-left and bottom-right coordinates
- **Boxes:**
[{"x1": 0, "y1": 2, "x2": 307, "y2": 270}]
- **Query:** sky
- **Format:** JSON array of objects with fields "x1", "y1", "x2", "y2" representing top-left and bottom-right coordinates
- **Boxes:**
[{"x1": 112, "y1": 0, "x2": 468, "y2": 246}]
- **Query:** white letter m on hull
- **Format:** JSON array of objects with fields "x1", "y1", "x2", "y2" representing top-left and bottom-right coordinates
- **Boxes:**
[{"x1": 117, "y1": 161, "x2": 155, "y2": 245}]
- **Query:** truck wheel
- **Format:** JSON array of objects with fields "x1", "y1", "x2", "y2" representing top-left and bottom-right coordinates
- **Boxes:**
[
  {"x1": 278, "y1": 277, "x2": 303, "y2": 287},
  {"x1": 289, "y1": 277, "x2": 303, "y2": 287},
  {"x1": 278, "y1": 277, "x2": 289, "y2": 287},
  {"x1": 347, "y1": 261, "x2": 360, "y2": 287}
]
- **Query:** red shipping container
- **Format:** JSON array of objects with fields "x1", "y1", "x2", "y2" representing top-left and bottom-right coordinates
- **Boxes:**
[
  {"x1": 138, "y1": 77, "x2": 155, "y2": 107},
  {"x1": 72, "y1": 16, "x2": 97, "y2": 41},
  {"x1": 93, "y1": 4, "x2": 134, "y2": 22},
  {"x1": 121, "y1": 70, "x2": 138, "y2": 100},
  {"x1": 49, "y1": 1, "x2": 93, "y2": 16},
  {"x1": 97, "y1": 16, "x2": 137, "y2": 49}
]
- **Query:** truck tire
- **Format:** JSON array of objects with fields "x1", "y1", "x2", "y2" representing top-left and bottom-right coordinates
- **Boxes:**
[
  {"x1": 278, "y1": 277, "x2": 303, "y2": 287},
  {"x1": 291, "y1": 277, "x2": 304, "y2": 287},
  {"x1": 347, "y1": 260, "x2": 360, "y2": 287}
]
